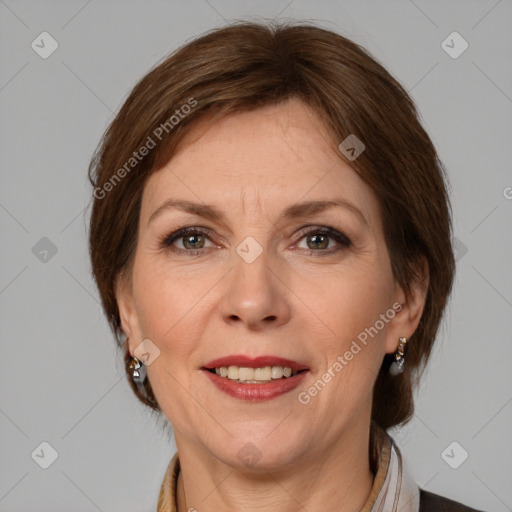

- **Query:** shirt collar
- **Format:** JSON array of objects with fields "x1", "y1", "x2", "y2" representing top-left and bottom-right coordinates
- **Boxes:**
[{"x1": 157, "y1": 424, "x2": 419, "y2": 512}]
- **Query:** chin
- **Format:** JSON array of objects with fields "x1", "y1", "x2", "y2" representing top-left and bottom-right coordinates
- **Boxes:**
[{"x1": 208, "y1": 430, "x2": 306, "y2": 472}]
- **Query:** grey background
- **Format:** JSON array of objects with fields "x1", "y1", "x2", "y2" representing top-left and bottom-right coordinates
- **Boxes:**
[{"x1": 1, "y1": 0, "x2": 511, "y2": 511}]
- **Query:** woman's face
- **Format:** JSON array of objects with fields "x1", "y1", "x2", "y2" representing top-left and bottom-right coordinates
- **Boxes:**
[{"x1": 117, "y1": 97, "x2": 425, "y2": 469}]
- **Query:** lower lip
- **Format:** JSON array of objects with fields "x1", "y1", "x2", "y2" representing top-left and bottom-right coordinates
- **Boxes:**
[{"x1": 202, "y1": 369, "x2": 308, "y2": 401}]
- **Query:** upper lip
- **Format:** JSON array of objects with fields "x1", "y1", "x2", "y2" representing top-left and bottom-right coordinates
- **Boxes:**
[{"x1": 203, "y1": 355, "x2": 309, "y2": 372}]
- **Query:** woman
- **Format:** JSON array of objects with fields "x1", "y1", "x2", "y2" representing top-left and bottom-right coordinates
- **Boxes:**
[{"x1": 88, "y1": 21, "x2": 485, "y2": 512}]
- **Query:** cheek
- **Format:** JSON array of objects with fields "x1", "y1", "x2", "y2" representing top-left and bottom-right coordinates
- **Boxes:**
[
  {"x1": 131, "y1": 266, "x2": 210, "y2": 416},
  {"x1": 297, "y1": 262, "x2": 392, "y2": 337},
  {"x1": 130, "y1": 269, "x2": 187, "y2": 368},
  {"x1": 133, "y1": 260, "x2": 208, "y2": 337},
  {"x1": 294, "y1": 263, "x2": 392, "y2": 394},
  {"x1": 131, "y1": 258, "x2": 226, "y2": 383}
]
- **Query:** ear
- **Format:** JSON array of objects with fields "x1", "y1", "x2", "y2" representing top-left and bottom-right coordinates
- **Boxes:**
[
  {"x1": 385, "y1": 256, "x2": 429, "y2": 354},
  {"x1": 115, "y1": 272, "x2": 141, "y2": 357}
]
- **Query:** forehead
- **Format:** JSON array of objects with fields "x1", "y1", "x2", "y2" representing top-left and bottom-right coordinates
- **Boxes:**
[{"x1": 141, "y1": 98, "x2": 379, "y2": 225}]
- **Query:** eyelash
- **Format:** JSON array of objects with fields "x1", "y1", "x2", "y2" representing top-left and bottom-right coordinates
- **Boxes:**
[{"x1": 159, "y1": 226, "x2": 352, "y2": 257}]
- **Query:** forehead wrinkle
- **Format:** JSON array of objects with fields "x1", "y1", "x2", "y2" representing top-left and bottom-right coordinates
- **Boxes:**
[{"x1": 238, "y1": 187, "x2": 266, "y2": 220}]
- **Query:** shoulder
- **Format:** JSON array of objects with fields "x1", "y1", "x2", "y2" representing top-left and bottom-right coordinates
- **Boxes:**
[{"x1": 419, "y1": 489, "x2": 485, "y2": 512}]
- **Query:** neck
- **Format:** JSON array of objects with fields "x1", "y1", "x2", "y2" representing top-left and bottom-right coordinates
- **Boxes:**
[{"x1": 175, "y1": 420, "x2": 376, "y2": 512}]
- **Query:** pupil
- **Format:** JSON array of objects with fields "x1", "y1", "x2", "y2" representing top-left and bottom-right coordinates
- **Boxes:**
[
  {"x1": 185, "y1": 235, "x2": 203, "y2": 249},
  {"x1": 309, "y1": 234, "x2": 327, "y2": 250}
]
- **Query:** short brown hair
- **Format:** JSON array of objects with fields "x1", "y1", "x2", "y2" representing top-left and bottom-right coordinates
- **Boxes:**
[{"x1": 88, "y1": 20, "x2": 455, "y2": 429}]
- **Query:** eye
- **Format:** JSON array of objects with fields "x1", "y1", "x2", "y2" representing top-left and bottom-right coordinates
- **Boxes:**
[
  {"x1": 295, "y1": 226, "x2": 351, "y2": 256},
  {"x1": 159, "y1": 225, "x2": 352, "y2": 257},
  {"x1": 160, "y1": 227, "x2": 216, "y2": 255}
]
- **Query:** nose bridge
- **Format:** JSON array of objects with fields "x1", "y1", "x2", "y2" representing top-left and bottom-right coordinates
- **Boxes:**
[
  {"x1": 232, "y1": 235, "x2": 274, "y2": 305},
  {"x1": 221, "y1": 233, "x2": 290, "y2": 329}
]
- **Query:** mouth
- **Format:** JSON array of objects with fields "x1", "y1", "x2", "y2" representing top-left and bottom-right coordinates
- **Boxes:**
[{"x1": 201, "y1": 355, "x2": 309, "y2": 401}]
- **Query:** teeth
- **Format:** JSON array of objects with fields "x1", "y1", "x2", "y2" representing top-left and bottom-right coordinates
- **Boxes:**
[
  {"x1": 254, "y1": 367, "x2": 272, "y2": 380},
  {"x1": 227, "y1": 366, "x2": 239, "y2": 380},
  {"x1": 271, "y1": 366, "x2": 283, "y2": 379},
  {"x1": 238, "y1": 367, "x2": 254, "y2": 380},
  {"x1": 211, "y1": 365, "x2": 299, "y2": 383}
]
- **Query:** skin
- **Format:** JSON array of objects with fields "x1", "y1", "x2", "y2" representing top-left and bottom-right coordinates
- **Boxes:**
[{"x1": 116, "y1": 97, "x2": 428, "y2": 512}]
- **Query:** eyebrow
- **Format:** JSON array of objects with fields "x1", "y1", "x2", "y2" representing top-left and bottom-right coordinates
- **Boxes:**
[{"x1": 147, "y1": 198, "x2": 369, "y2": 228}]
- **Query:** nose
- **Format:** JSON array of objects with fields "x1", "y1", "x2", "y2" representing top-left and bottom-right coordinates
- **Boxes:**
[{"x1": 220, "y1": 246, "x2": 291, "y2": 331}]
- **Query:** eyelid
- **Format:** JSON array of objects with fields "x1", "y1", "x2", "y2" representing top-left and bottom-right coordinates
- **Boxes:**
[{"x1": 293, "y1": 225, "x2": 351, "y2": 245}]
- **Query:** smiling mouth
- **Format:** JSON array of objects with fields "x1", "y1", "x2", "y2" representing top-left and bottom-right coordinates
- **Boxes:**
[{"x1": 205, "y1": 365, "x2": 306, "y2": 384}]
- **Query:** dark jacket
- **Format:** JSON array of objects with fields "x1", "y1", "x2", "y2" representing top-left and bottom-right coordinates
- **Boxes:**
[{"x1": 420, "y1": 489, "x2": 485, "y2": 511}]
